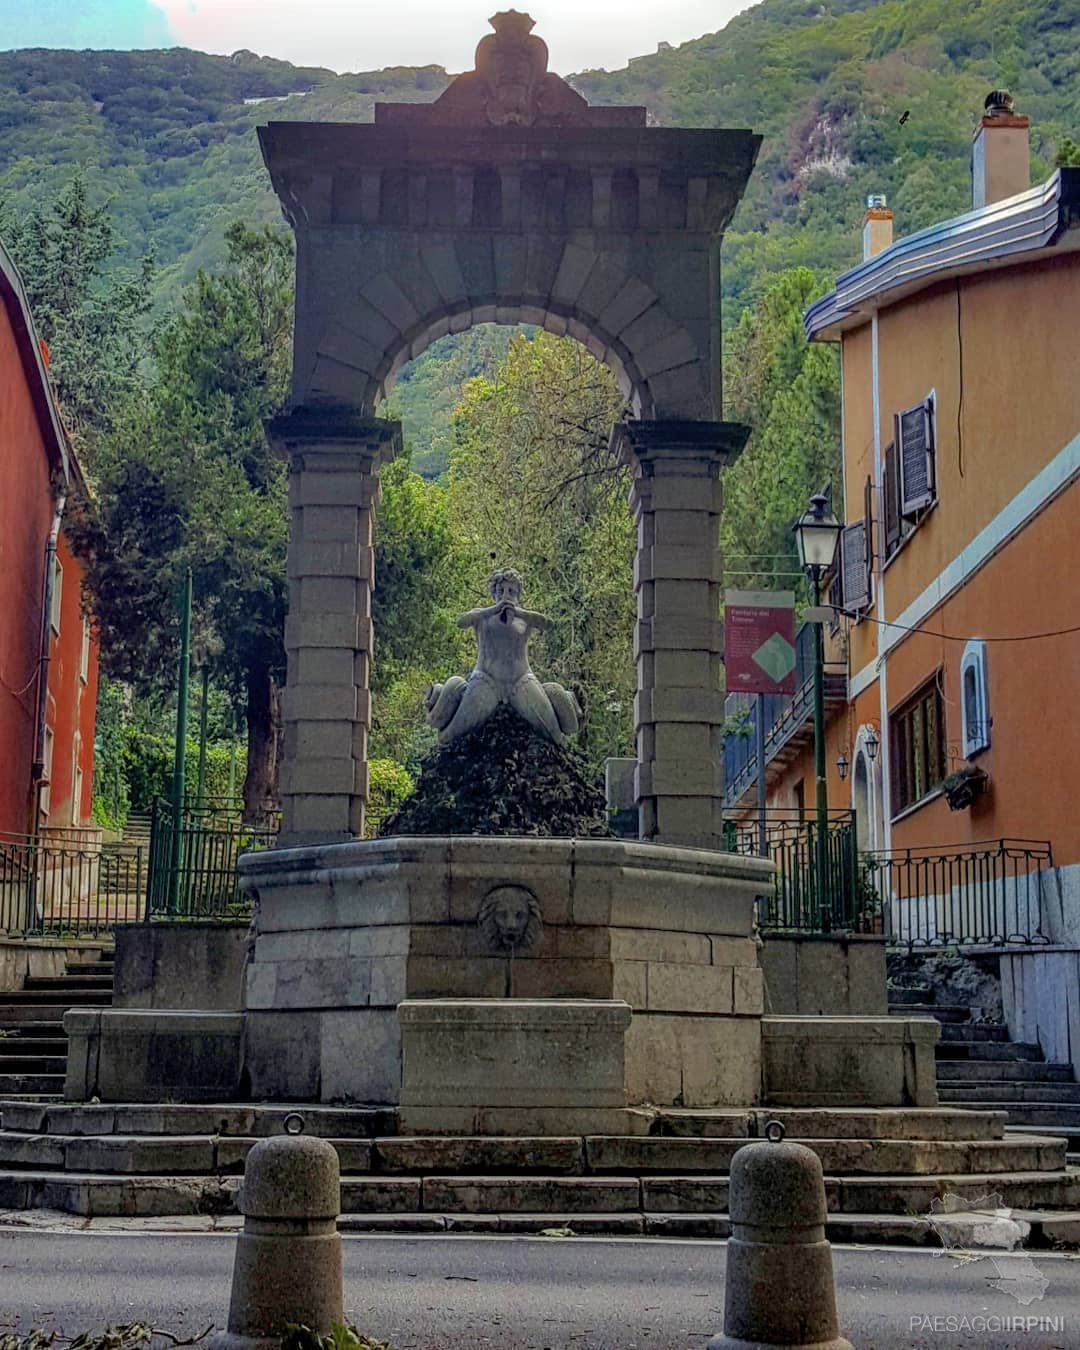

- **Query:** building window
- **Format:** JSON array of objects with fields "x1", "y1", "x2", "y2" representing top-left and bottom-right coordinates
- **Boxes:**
[
  {"x1": 890, "y1": 675, "x2": 946, "y2": 816},
  {"x1": 80, "y1": 615, "x2": 91, "y2": 683},
  {"x1": 71, "y1": 732, "x2": 83, "y2": 825},
  {"x1": 50, "y1": 556, "x2": 63, "y2": 634},
  {"x1": 961, "y1": 639, "x2": 991, "y2": 757},
  {"x1": 883, "y1": 393, "x2": 937, "y2": 565},
  {"x1": 40, "y1": 725, "x2": 54, "y2": 818}
]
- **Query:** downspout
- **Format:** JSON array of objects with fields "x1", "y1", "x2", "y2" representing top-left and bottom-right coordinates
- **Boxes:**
[{"x1": 28, "y1": 490, "x2": 66, "y2": 839}]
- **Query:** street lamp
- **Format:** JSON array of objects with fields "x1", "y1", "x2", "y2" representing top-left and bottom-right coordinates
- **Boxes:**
[
  {"x1": 836, "y1": 751, "x2": 849, "y2": 781},
  {"x1": 864, "y1": 726, "x2": 880, "y2": 761},
  {"x1": 793, "y1": 492, "x2": 842, "y2": 930}
]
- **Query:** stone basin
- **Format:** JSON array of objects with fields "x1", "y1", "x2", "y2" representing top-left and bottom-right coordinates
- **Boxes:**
[{"x1": 239, "y1": 835, "x2": 774, "y2": 1109}]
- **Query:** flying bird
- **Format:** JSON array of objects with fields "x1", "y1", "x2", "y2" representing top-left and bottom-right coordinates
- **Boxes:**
[{"x1": 898, "y1": 110, "x2": 911, "y2": 126}]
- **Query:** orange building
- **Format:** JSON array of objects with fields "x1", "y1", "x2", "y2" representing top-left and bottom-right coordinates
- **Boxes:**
[
  {"x1": 0, "y1": 237, "x2": 98, "y2": 840},
  {"x1": 727, "y1": 97, "x2": 1080, "y2": 896}
]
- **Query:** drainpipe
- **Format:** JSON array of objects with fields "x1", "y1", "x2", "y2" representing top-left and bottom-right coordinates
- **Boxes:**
[{"x1": 28, "y1": 491, "x2": 67, "y2": 840}]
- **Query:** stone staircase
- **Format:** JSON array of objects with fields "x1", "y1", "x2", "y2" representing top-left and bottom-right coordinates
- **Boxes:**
[
  {"x1": 0, "y1": 1100, "x2": 1077, "y2": 1245},
  {"x1": 0, "y1": 952, "x2": 114, "y2": 1099},
  {"x1": 890, "y1": 984, "x2": 1080, "y2": 1151}
]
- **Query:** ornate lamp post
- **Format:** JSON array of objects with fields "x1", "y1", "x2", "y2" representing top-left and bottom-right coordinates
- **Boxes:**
[{"x1": 793, "y1": 493, "x2": 842, "y2": 929}]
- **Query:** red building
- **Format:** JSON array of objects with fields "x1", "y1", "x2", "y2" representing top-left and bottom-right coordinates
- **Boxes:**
[{"x1": 0, "y1": 238, "x2": 98, "y2": 840}]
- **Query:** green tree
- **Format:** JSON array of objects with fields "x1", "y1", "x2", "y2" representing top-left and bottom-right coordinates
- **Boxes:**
[
  {"x1": 447, "y1": 332, "x2": 635, "y2": 765},
  {"x1": 722, "y1": 266, "x2": 842, "y2": 596},
  {"x1": 70, "y1": 222, "x2": 294, "y2": 820},
  {"x1": 0, "y1": 172, "x2": 153, "y2": 469}
]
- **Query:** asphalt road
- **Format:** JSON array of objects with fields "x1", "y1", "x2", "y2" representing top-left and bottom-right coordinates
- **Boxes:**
[{"x1": 1, "y1": 1231, "x2": 1077, "y2": 1349}]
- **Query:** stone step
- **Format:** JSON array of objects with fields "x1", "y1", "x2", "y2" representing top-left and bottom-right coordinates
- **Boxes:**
[
  {"x1": 938, "y1": 1061, "x2": 1073, "y2": 1083},
  {"x1": 886, "y1": 987, "x2": 933, "y2": 1005},
  {"x1": 0, "y1": 1022, "x2": 64, "y2": 1038},
  {"x1": 0, "y1": 1005, "x2": 86, "y2": 1022},
  {"x1": 0, "y1": 1130, "x2": 1063, "y2": 1179},
  {"x1": 2, "y1": 1167, "x2": 1077, "y2": 1221},
  {"x1": 0, "y1": 1101, "x2": 1014, "y2": 1145},
  {"x1": 889, "y1": 1004, "x2": 972, "y2": 1023},
  {"x1": 0, "y1": 1094, "x2": 62, "y2": 1104},
  {"x1": 0, "y1": 1101, "x2": 398, "y2": 1139},
  {"x1": 0, "y1": 1056, "x2": 66, "y2": 1075},
  {"x1": 64, "y1": 963, "x2": 114, "y2": 977},
  {"x1": 937, "y1": 1040, "x2": 1042, "y2": 1062},
  {"x1": 655, "y1": 1107, "x2": 1009, "y2": 1142},
  {"x1": 23, "y1": 976, "x2": 114, "y2": 991},
  {"x1": 992, "y1": 1105, "x2": 1080, "y2": 1131},
  {"x1": 0, "y1": 1039, "x2": 67, "y2": 1056},
  {"x1": 940, "y1": 1083, "x2": 1080, "y2": 1103},
  {"x1": 940, "y1": 1024, "x2": 1009, "y2": 1042},
  {"x1": 0, "y1": 1075, "x2": 64, "y2": 1095},
  {"x1": 0, "y1": 991, "x2": 110, "y2": 1006}
]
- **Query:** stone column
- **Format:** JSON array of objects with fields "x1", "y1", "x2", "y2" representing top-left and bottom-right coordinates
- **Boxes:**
[
  {"x1": 267, "y1": 407, "x2": 401, "y2": 847},
  {"x1": 612, "y1": 420, "x2": 748, "y2": 851}
]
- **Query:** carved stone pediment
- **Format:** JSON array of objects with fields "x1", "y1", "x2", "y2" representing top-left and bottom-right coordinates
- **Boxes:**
[{"x1": 375, "y1": 11, "x2": 646, "y2": 129}]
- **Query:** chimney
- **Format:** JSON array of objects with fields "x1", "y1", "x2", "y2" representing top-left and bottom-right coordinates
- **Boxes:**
[
  {"x1": 972, "y1": 90, "x2": 1030, "y2": 209},
  {"x1": 862, "y1": 193, "x2": 893, "y2": 260}
]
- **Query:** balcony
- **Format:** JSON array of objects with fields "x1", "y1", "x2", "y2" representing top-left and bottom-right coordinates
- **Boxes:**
[{"x1": 723, "y1": 621, "x2": 847, "y2": 810}]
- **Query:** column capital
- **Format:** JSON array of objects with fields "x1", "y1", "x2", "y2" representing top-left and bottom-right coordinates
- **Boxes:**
[
  {"x1": 610, "y1": 418, "x2": 749, "y2": 474},
  {"x1": 266, "y1": 403, "x2": 402, "y2": 470}
]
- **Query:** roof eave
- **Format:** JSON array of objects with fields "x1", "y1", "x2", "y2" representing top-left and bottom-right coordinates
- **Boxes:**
[{"x1": 805, "y1": 168, "x2": 1080, "y2": 344}]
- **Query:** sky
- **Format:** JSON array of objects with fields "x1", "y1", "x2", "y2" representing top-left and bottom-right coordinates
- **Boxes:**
[{"x1": 1, "y1": 0, "x2": 751, "y2": 74}]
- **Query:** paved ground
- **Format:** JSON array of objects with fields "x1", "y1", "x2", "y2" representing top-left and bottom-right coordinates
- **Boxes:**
[{"x1": 2, "y1": 1228, "x2": 1077, "y2": 1348}]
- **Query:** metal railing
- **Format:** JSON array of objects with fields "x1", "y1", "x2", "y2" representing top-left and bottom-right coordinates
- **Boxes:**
[
  {"x1": 0, "y1": 833, "x2": 146, "y2": 938},
  {"x1": 870, "y1": 838, "x2": 1053, "y2": 949},
  {"x1": 727, "y1": 809, "x2": 873, "y2": 934},
  {"x1": 144, "y1": 801, "x2": 278, "y2": 921}
]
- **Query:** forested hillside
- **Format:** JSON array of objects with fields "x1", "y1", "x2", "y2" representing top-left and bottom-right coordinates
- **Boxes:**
[{"x1": 1, "y1": 0, "x2": 1076, "y2": 308}]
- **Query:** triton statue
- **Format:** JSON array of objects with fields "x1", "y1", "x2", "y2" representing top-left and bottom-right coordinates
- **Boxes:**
[{"x1": 426, "y1": 568, "x2": 580, "y2": 745}]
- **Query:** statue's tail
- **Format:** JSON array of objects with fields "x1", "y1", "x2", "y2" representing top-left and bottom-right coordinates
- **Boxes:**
[{"x1": 544, "y1": 682, "x2": 580, "y2": 738}]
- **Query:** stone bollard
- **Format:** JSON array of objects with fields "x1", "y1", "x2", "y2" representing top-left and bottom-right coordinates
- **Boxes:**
[
  {"x1": 211, "y1": 1134, "x2": 343, "y2": 1350},
  {"x1": 708, "y1": 1131, "x2": 853, "y2": 1350}
]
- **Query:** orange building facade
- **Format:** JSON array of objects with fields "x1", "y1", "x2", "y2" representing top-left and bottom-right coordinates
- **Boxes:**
[
  {"x1": 728, "y1": 116, "x2": 1080, "y2": 875},
  {"x1": 0, "y1": 239, "x2": 98, "y2": 840}
]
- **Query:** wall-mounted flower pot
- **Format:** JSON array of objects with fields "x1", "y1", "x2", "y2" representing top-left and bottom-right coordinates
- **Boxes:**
[{"x1": 943, "y1": 766, "x2": 989, "y2": 811}]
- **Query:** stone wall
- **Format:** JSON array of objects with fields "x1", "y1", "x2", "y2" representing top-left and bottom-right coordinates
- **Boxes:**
[
  {"x1": 112, "y1": 922, "x2": 249, "y2": 1012},
  {"x1": 762, "y1": 1016, "x2": 939, "y2": 1107},
  {"x1": 241, "y1": 835, "x2": 773, "y2": 1108},
  {"x1": 0, "y1": 938, "x2": 110, "y2": 993},
  {"x1": 761, "y1": 934, "x2": 887, "y2": 1016},
  {"x1": 1000, "y1": 946, "x2": 1080, "y2": 1082}
]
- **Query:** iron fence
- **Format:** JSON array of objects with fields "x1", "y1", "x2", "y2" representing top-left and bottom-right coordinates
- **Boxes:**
[
  {"x1": 870, "y1": 838, "x2": 1052, "y2": 948},
  {"x1": 0, "y1": 833, "x2": 146, "y2": 939},
  {"x1": 727, "y1": 810, "x2": 872, "y2": 934},
  {"x1": 144, "y1": 801, "x2": 278, "y2": 921}
]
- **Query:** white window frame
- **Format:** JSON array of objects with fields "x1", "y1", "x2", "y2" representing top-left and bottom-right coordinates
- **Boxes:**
[
  {"x1": 50, "y1": 556, "x2": 63, "y2": 635},
  {"x1": 961, "y1": 639, "x2": 991, "y2": 757},
  {"x1": 80, "y1": 614, "x2": 91, "y2": 683},
  {"x1": 41, "y1": 725, "x2": 55, "y2": 818},
  {"x1": 71, "y1": 732, "x2": 83, "y2": 825}
]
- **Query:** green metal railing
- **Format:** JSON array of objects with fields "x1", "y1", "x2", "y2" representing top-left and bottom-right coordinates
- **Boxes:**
[
  {"x1": 727, "y1": 810, "x2": 870, "y2": 934},
  {"x1": 144, "y1": 801, "x2": 278, "y2": 920},
  {"x1": 0, "y1": 832, "x2": 146, "y2": 938}
]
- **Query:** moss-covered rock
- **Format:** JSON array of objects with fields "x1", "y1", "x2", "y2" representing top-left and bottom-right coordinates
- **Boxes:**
[{"x1": 378, "y1": 704, "x2": 610, "y2": 838}]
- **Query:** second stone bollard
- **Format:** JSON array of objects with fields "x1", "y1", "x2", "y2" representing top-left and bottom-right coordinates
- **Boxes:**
[
  {"x1": 211, "y1": 1134, "x2": 344, "y2": 1350},
  {"x1": 708, "y1": 1136, "x2": 854, "y2": 1350}
]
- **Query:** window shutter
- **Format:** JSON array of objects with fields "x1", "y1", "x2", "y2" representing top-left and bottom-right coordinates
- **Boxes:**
[
  {"x1": 897, "y1": 396, "x2": 935, "y2": 517},
  {"x1": 883, "y1": 441, "x2": 900, "y2": 556},
  {"x1": 840, "y1": 521, "x2": 870, "y2": 612},
  {"x1": 864, "y1": 474, "x2": 875, "y2": 598}
]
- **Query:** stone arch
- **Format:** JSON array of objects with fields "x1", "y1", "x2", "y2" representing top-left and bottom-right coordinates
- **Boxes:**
[
  {"x1": 296, "y1": 245, "x2": 713, "y2": 421},
  {"x1": 261, "y1": 13, "x2": 761, "y2": 849},
  {"x1": 851, "y1": 722, "x2": 883, "y2": 854}
]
